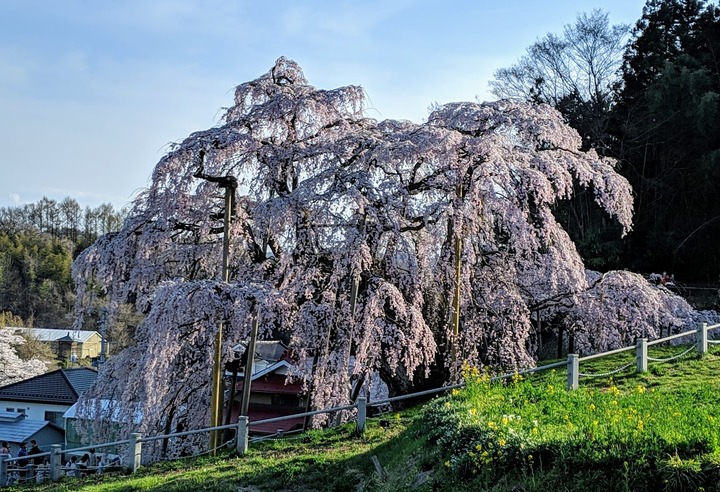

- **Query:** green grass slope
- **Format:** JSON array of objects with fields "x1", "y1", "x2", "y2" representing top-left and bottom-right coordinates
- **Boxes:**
[{"x1": 13, "y1": 343, "x2": 720, "y2": 492}]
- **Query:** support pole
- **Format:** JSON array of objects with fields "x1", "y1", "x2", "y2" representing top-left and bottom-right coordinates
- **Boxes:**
[
  {"x1": 240, "y1": 316, "x2": 259, "y2": 418},
  {"x1": 450, "y1": 183, "x2": 463, "y2": 372},
  {"x1": 99, "y1": 307, "x2": 107, "y2": 365},
  {"x1": 0, "y1": 454, "x2": 7, "y2": 486},
  {"x1": 566, "y1": 353, "x2": 579, "y2": 390},
  {"x1": 128, "y1": 433, "x2": 142, "y2": 473},
  {"x1": 209, "y1": 175, "x2": 236, "y2": 454},
  {"x1": 355, "y1": 396, "x2": 367, "y2": 435},
  {"x1": 697, "y1": 322, "x2": 708, "y2": 355},
  {"x1": 49, "y1": 445, "x2": 62, "y2": 481},
  {"x1": 637, "y1": 338, "x2": 648, "y2": 373},
  {"x1": 236, "y1": 416, "x2": 249, "y2": 456}
]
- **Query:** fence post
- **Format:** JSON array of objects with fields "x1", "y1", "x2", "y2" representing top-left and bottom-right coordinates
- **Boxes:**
[
  {"x1": 637, "y1": 338, "x2": 648, "y2": 373},
  {"x1": 236, "y1": 416, "x2": 249, "y2": 456},
  {"x1": 566, "y1": 354, "x2": 579, "y2": 390},
  {"x1": 0, "y1": 454, "x2": 8, "y2": 486},
  {"x1": 355, "y1": 396, "x2": 367, "y2": 435},
  {"x1": 128, "y1": 433, "x2": 142, "y2": 473},
  {"x1": 49, "y1": 444, "x2": 62, "y2": 481},
  {"x1": 697, "y1": 322, "x2": 708, "y2": 355}
]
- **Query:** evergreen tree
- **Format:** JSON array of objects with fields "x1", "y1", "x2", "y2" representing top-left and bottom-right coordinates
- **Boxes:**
[{"x1": 615, "y1": 0, "x2": 720, "y2": 280}]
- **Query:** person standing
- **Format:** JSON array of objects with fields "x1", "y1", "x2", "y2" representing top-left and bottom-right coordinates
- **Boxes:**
[
  {"x1": 17, "y1": 442, "x2": 28, "y2": 482},
  {"x1": 28, "y1": 440, "x2": 42, "y2": 466}
]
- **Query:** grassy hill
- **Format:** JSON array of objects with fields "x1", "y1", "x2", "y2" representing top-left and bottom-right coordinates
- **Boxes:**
[{"x1": 13, "y1": 343, "x2": 720, "y2": 492}]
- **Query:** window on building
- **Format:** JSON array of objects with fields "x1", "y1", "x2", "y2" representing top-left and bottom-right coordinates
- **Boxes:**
[
  {"x1": 272, "y1": 394, "x2": 300, "y2": 407},
  {"x1": 45, "y1": 411, "x2": 64, "y2": 427}
]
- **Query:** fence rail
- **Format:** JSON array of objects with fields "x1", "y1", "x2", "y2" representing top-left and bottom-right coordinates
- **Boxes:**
[{"x1": 2, "y1": 321, "x2": 718, "y2": 485}]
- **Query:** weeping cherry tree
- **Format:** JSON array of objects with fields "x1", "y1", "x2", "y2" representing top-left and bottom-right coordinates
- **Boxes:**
[{"x1": 69, "y1": 57, "x2": 685, "y2": 457}]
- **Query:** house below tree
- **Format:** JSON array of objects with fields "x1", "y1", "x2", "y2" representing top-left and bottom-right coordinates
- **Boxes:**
[
  {"x1": 228, "y1": 341, "x2": 307, "y2": 434},
  {"x1": 227, "y1": 341, "x2": 389, "y2": 434},
  {"x1": 0, "y1": 367, "x2": 97, "y2": 428},
  {"x1": 7, "y1": 327, "x2": 106, "y2": 364},
  {"x1": 0, "y1": 411, "x2": 64, "y2": 456}
]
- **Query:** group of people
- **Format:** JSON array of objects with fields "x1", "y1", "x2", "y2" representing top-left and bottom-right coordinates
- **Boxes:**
[
  {"x1": 64, "y1": 448, "x2": 121, "y2": 477},
  {"x1": 1, "y1": 441, "x2": 118, "y2": 484},
  {"x1": 65, "y1": 448, "x2": 98, "y2": 477},
  {"x1": 1, "y1": 439, "x2": 48, "y2": 484}
]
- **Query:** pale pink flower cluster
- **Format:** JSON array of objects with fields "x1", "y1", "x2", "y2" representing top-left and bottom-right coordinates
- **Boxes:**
[{"x1": 71, "y1": 58, "x2": 663, "y2": 456}]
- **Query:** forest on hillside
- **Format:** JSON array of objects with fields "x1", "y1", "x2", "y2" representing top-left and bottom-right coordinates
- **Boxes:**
[{"x1": 0, "y1": 198, "x2": 126, "y2": 327}]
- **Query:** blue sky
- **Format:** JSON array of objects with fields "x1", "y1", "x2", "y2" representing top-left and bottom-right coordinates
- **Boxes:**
[{"x1": 0, "y1": 0, "x2": 647, "y2": 211}]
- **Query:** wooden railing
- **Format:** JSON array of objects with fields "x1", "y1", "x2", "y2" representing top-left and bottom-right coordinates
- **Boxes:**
[{"x1": 1, "y1": 321, "x2": 718, "y2": 485}]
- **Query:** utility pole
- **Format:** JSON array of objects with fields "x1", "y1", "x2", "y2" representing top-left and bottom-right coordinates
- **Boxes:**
[
  {"x1": 194, "y1": 151, "x2": 237, "y2": 455},
  {"x1": 99, "y1": 308, "x2": 107, "y2": 365},
  {"x1": 450, "y1": 183, "x2": 463, "y2": 371}
]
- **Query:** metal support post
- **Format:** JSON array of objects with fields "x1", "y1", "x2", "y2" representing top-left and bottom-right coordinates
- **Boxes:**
[
  {"x1": 637, "y1": 338, "x2": 648, "y2": 373},
  {"x1": 50, "y1": 445, "x2": 62, "y2": 481},
  {"x1": 236, "y1": 416, "x2": 249, "y2": 456},
  {"x1": 355, "y1": 396, "x2": 367, "y2": 435},
  {"x1": 698, "y1": 322, "x2": 708, "y2": 355},
  {"x1": 566, "y1": 353, "x2": 579, "y2": 390},
  {"x1": 128, "y1": 433, "x2": 142, "y2": 473}
]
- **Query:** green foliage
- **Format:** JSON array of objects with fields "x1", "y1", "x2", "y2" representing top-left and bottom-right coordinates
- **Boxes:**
[
  {"x1": 0, "y1": 230, "x2": 75, "y2": 326},
  {"x1": 658, "y1": 453, "x2": 703, "y2": 491},
  {"x1": 11, "y1": 345, "x2": 720, "y2": 492},
  {"x1": 422, "y1": 347, "x2": 720, "y2": 491},
  {"x1": 14, "y1": 331, "x2": 58, "y2": 369},
  {"x1": 0, "y1": 310, "x2": 25, "y2": 327},
  {"x1": 615, "y1": 0, "x2": 720, "y2": 279},
  {"x1": 0, "y1": 198, "x2": 127, "y2": 328}
]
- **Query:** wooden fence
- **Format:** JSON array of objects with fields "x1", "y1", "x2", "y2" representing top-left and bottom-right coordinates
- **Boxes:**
[{"x1": 1, "y1": 321, "x2": 718, "y2": 485}]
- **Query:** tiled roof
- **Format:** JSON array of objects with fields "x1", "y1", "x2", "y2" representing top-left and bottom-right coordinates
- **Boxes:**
[
  {"x1": 63, "y1": 368, "x2": 97, "y2": 395},
  {"x1": 0, "y1": 368, "x2": 98, "y2": 404},
  {"x1": 6, "y1": 327, "x2": 100, "y2": 343},
  {"x1": 0, "y1": 415, "x2": 55, "y2": 443}
]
